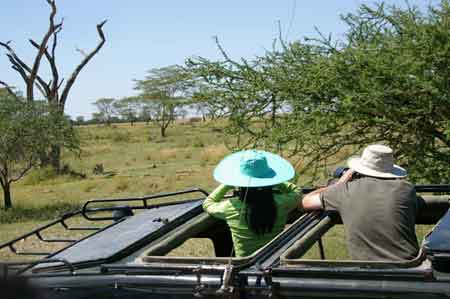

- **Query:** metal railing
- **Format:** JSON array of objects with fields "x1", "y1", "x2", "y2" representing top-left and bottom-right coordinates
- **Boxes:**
[
  {"x1": 0, "y1": 188, "x2": 209, "y2": 258},
  {"x1": 81, "y1": 188, "x2": 209, "y2": 221}
]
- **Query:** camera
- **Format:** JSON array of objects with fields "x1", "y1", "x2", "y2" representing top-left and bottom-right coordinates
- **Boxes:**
[{"x1": 333, "y1": 167, "x2": 350, "y2": 179}]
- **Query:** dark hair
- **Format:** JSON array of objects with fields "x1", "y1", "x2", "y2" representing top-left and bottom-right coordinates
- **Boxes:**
[{"x1": 239, "y1": 186, "x2": 277, "y2": 235}]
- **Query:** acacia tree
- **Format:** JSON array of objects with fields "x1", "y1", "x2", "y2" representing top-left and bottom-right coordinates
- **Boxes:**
[
  {"x1": 139, "y1": 100, "x2": 154, "y2": 125},
  {"x1": 0, "y1": 0, "x2": 106, "y2": 170},
  {"x1": 75, "y1": 116, "x2": 85, "y2": 125},
  {"x1": 284, "y1": 1, "x2": 450, "y2": 182},
  {"x1": 187, "y1": 37, "x2": 304, "y2": 150},
  {"x1": 93, "y1": 98, "x2": 116, "y2": 126},
  {"x1": 188, "y1": 1, "x2": 450, "y2": 183},
  {"x1": 189, "y1": 76, "x2": 229, "y2": 121},
  {"x1": 91, "y1": 112, "x2": 103, "y2": 125},
  {"x1": 0, "y1": 93, "x2": 79, "y2": 209},
  {"x1": 114, "y1": 97, "x2": 141, "y2": 125},
  {"x1": 135, "y1": 65, "x2": 192, "y2": 137}
]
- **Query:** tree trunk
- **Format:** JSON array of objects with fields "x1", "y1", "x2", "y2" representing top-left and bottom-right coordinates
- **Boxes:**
[
  {"x1": 3, "y1": 182, "x2": 12, "y2": 210},
  {"x1": 50, "y1": 145, "x2": 61, "y2": 172},
  {"x1": 160, "y1": 110, "x2": 167, "y2": 137},
  {"x1": 40, "y1": 151, "x2": 51, "y2": 167}
]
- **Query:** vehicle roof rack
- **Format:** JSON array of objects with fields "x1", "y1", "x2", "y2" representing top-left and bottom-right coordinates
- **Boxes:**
[{"x1": 0, "y1": 188, "x2": 209, "y2": 273}]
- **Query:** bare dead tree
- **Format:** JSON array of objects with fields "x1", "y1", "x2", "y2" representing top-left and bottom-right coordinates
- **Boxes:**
[{"x1": 0, "y1": 0, "x2": 107, "y2": 170}]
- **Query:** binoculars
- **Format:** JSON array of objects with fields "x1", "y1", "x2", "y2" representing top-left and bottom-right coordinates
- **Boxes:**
[
  {"x1": 333, "y1": 167, "x2": 350, "y2": 178},
  {"x1": 332, "y1": 167, "x2": 363, "y2": 180}
]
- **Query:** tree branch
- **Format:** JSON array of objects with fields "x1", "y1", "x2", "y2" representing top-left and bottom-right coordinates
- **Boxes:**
[
  {"x1": 1, "y1": 42, "x2": 32, "y2": 74},
  {"x1": 27, "y1": 0, "x2": 61, "y2": 101},
  {"x1": 1, "y1": 161, "x2": 9, "y2": 186},
  {"x1": 49, "y1": 21, "x2": 62, "y2": 99},
  {"x1": 1, "y1": 41, "x2": 51, "y2": 98},
  {"x1": 214, "y1": 36, "x2": 241, "y2": 67},
  {"x1": 9, "y1": 58, "x2": 30, "y2": 84},
  {"x1": 29, "y1": 38, "x2": 60, "y2": 101},
  {"x1": 9, "y1": 160, "x2": 34, "y2": 184},
  {"x1": 75, "y1": 47, "x2": 88, "y2": 58},
  {"x1": 1, "y1": 41, "x2": 32, "y2": 92},
  {"x1": 0, "y1": 170, "x2": 5, "y2": 189},
  {"x1": 60, "y1": 20, "x2": 107, "y2": 108},
  {"x1": 433, "y1": 129, "x2": 450, "y2": 148}
]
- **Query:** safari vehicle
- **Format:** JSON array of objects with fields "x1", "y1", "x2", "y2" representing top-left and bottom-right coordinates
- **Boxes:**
[{"x1": 1, "y1": 185, "x2": 450, "y2": 299}]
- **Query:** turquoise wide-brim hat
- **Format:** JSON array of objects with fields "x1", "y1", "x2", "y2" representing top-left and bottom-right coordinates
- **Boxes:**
[{"x1": 213, "y1": 150, "x2": 295, "y2": 187}]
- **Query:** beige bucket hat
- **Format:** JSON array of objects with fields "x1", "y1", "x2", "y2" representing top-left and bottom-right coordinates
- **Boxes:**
[{"x1": 347, "y1": 144, "x2": 407, "y2": 178}]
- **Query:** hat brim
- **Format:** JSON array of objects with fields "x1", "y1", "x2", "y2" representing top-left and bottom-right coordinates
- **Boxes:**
[
  {"x1": 213, "y1": 150, "x2": 295, "y2": 187},
  {"x1": 347, "y1": 157, "x2": 407, "y2": 178}
]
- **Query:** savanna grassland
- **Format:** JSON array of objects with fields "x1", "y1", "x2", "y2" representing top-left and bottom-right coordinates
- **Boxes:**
[
  {"x1": 0, "y1": 120, "x2": 231, "y2": 260},
  {"x1": 0, "y1": 120, "x2": 432, "y2": 261}
]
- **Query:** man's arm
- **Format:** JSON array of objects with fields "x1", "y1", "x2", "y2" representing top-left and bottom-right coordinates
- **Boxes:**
[
  {"x1": 301, "y1": 188, "x2": 327, "y2": 210},
  {"x1": 301, "y1": 169, "x2": 354, "y2": 211}
]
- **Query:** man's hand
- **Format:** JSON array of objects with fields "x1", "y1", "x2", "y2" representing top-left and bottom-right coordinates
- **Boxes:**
[
  {"x1": 302, "y1": 169, "x2": 355, "y2": 211},
  {"x1": 338, "y1": 169, "x2": 354, "y2": 184}
]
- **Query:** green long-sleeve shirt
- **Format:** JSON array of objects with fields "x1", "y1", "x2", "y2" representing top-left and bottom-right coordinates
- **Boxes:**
[{"x1": 203, "y1": 182, "x2": 301, "y2": 257}]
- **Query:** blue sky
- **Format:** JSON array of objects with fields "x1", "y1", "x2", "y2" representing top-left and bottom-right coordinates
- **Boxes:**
[{"x1": 0, "y1": 0, "x2": 437, "y2": 119}]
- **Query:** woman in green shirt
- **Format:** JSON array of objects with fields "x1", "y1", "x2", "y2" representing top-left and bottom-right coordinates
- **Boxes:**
[{"x1": 203, "y1": 150, "x2": 302, "y2": 257}]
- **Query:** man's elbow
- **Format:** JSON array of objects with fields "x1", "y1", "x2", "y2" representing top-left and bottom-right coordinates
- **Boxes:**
[{"x1": 302, "y1": 193, "x2": 323, "y2": 210}]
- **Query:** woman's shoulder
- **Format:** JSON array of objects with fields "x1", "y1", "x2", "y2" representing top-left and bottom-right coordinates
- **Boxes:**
[
  {"x1": 273, "y1": 182, "x2": 301, "y2": 207},
  {"x1": 274, "y1": 182, "x2": 300, "y2": 194}
]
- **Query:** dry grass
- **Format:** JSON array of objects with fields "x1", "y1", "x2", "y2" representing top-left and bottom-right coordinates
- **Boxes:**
[
  {"x1": 82, "y1": 181, "x2": 98, "y2": 193},
  {"x1": 115, "y1": 178, "x2": 130, "y2": 191},
  {"x1": 200, "y1": 145, "x2": 228, "y2": 164},
  {"x1": 167, "y1": 238, "x2": 215, "y2": 257},
  {"x1": 0, "y1": 121, "x2": 229, "y2": 261},
  {"x1": 158, "y1": 148, "x2": 178, "y2": 160}
]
